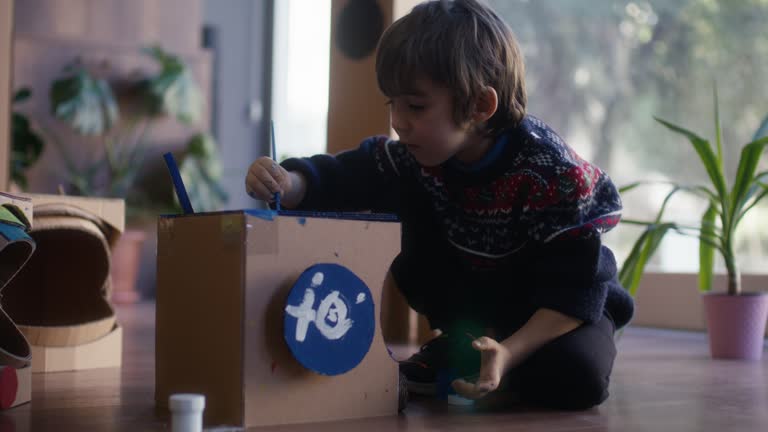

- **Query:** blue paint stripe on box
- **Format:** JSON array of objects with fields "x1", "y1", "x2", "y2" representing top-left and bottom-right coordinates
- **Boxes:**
[
  {"x1": 160, "y1": 209, "x2": 399, "y2": 223},
  {"x1": 275, "y1": 210, "x2": 399, "y2": 222}
]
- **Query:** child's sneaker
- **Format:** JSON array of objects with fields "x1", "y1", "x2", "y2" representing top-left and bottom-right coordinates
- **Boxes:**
[
  {"x1": 399, "y1": 331, "x2": 481, "y2": 396},
  {"x1": 398, "y1": 334, "x2": 452, "y2": 395}
]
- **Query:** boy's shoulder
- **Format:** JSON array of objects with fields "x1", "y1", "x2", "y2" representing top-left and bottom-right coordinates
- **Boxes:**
[
  {"x1": 512, "y1": 115, "x2": 592, "y2": 173},
  {"x1": 503, "y1": 115, "x2": 618, "y2": 212}
]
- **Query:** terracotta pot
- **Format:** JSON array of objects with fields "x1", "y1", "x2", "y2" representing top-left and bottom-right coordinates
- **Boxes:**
[
  {"x1": 702, "y1": 292, "x2": 768, "y2": 361},
  {"x1": 110, "y1": 229, "x2": 147, "y2": 304}
]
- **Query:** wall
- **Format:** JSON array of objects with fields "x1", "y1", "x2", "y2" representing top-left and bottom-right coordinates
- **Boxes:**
[
  {"x1": 327, "y1": 0, "x2": 419, "y2": 154},
  {"x1": 0, "y1": 0, "x2": 13, "y2": 191},
  {"x1": 11, "y1": 0, "x2": 214, "y2": 301},
  {"x1": 12, "y1": 0, "x2": 211, "y2": 196}
]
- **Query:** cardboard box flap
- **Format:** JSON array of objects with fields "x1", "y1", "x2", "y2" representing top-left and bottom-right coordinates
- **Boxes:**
[
  {"x1": 21, "y1": 194, "x2": 124, "y2": 247},
  {"x1": 30, "y1": 324, "x2": 123, "y2": 373}
]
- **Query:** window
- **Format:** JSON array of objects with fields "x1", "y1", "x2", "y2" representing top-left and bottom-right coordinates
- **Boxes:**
[
  {"x1": 489, "y1": 0, "x2": 768, "y2": 273},
  {"x1": 271, "y1": 0, "x2": 331, "y2": 161}
]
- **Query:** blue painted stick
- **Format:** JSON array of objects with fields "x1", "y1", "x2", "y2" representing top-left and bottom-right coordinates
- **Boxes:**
[
  {"x1": 163, "y1": 152, "x2": 194, "y2": 214},
  {"x1": 271, "y1": 120, "x2": 281, "y2": 211}
]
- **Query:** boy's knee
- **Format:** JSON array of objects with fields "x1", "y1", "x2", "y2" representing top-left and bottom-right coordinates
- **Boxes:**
[
  {"x1": 557, "y1": 371, "x2": 610, "y2": 410},
  {"x1": 522, "y1": 372, "x2": 609, "y2": 410},
  {"x1": 519, "y1": 338, "x2": 614, "y2": 409},
  {"x1": 540, "y1": 357, "x2": 610, "y2": 410}
]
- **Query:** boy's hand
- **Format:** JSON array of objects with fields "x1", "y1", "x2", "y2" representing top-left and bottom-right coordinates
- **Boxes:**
[
  {"x1": 451, "y1": 336, "x2": 517, "y2": 400},
  {"x1": 245, "y1": 157, "x2": 305, "y2": 208}
]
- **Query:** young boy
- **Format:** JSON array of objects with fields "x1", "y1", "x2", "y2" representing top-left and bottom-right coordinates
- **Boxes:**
[{"x1": 245, "y1": 0, "x2": 633, "y2": 410}]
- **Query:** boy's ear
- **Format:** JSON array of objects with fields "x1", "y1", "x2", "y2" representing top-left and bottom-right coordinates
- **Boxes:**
[{"x1": 472, "y1": 86, "x2": 498, "y2": 123}]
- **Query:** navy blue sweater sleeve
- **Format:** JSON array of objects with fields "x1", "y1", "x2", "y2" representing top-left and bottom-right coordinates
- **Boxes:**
[
  {"x1": 524, "y1": 164, "x2": 624, "y2": 324},
  {"x1": 530, "y1": 236, "x2": 613, "y2": 324},
  {"x1": 280, "y1": 136, "x2": 401, "y2": 213}
]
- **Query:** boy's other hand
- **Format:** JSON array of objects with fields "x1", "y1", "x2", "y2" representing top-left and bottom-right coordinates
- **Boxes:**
[
  {"x1": 245, "y1": 157, "x2": 294, "y2": 205},
  {"x1": 451, "y1": 336, "x2": 513, "y2": 400}
]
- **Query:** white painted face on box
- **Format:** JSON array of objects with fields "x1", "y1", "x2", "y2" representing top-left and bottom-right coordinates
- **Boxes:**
[{"x1": 285, "y1": 272, "x2": 366, "y2": 342}]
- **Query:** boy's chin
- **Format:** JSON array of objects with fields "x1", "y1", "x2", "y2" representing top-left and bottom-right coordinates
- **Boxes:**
[{"x1": 410, "y1": 152, "x2": 450, "y2": 167}]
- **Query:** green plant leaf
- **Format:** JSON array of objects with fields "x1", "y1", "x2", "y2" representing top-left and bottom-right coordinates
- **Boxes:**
[
  {"x1": 13, "y1": 88, "x2": 31, "y2": 103},
  {"x1": 653, "y1": 184, "x2": 722, "y2": 225},
  {"x1": 698, "y1": 204, "x2": 717, "y2": 292},
  {"x1": 142, "y1": 46, "x2": 202, "y2": 124},
  {"x1": 619, "y1": 222, "x2": 676, "y2": 297},
  {"x1": 713, "y1": 85, "x2": 724, "y2": 173},
  {"x1": 737, "y1": 180, "x2": 768, "y2": 224},
  {"x1": 752, "y1": 114, "x2": 768, "y2": 142},
  {"x1": 10, "y1": 111, "x2": 45, "y2": 189},
  {"x1": 177, "y1": 133, "x2": 228, "y2": 212},
  {"x1": 618, "y1": 182, "x2": 642, "y2": 194},
  {"x1": 654, "y1": 117, "x2": 729, "y2": 202},
  {"x1": 50, "y1": 68, "x2": 119, "y2": 135},
  {"x1": 730, "y1": 136, "x2": 768, "y2": 219},
  {"x1": 619, "y1": 180, "x2": 719, "y2": 209},
  {"x1": 618, "y1": 227, "x2": 651, "y2": 290}
]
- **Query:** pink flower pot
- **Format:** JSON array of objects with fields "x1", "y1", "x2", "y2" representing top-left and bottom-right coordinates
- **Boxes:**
[{"x1": 702, "y1": 292, "x2": 768, "y2": 361}]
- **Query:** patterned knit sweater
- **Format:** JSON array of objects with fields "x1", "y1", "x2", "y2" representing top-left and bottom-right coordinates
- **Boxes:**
[{"x1": 282, "y1": 115, "x2": 634, "y2": 333}]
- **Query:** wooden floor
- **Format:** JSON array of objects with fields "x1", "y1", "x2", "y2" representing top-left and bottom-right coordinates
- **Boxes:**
[{"x1": 1, "y1": 303, "x2": 766, "y2": 432}]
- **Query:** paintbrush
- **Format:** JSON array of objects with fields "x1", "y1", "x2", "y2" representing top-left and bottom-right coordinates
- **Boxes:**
[{"x1": 271, "y1": 120, "x2": 281, "y2": 212}]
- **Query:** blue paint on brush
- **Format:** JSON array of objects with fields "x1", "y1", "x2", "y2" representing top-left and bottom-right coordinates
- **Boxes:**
[{"x1": 271, "y1": 121, "x2": 281, "y2": 212}]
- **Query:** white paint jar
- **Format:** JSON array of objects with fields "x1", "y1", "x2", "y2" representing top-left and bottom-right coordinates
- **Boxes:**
[{"x1": 169, "y1": 393, "x2": 205, "y2": 432}]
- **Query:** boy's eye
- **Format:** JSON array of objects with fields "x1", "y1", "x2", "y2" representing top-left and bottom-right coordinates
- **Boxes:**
[{"x1": 385, "y1": 99, "x2": 425, "y2": 112}]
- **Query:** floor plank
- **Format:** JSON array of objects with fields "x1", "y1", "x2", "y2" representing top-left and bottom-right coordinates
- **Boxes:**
[{"x1": 0, "y1": 303, "x2": 765, "y2": 431}]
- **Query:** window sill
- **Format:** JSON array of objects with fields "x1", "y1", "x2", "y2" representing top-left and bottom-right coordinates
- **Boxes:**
[{"x1": 632, "y1": 272, "x2": 768, "y2": 335}]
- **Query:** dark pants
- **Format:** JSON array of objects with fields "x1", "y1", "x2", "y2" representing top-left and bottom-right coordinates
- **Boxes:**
[{"x1": 503, "y1": 312, "x2": 617, "y2": 410}]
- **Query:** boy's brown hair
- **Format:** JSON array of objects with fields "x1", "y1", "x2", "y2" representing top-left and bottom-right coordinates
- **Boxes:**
[{"x1": 376, "y1": 0, "x2": 527, "y2": 136}]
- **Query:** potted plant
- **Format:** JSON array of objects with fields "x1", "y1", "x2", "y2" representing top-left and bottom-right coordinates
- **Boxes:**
[
  {"x1": 620, "y1": 87, "x2": 768, "y2": 360},
  {"x1": 47, "y1": 45, "x2": 224, "y2": 303}
]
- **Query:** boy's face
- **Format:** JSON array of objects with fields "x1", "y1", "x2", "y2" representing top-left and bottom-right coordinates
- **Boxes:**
[{"x1": 387, "y1": 78, "x2": 475, "y2": 167}]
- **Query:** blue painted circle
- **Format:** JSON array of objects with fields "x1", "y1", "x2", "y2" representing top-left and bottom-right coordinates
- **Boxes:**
[{"x1": 283, "y1": 263, "x2": 375, "y2": 375}]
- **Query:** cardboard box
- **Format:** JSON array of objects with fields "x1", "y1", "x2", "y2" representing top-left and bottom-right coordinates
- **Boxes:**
[
  {"x1": 30, "y1": 325, "x2": 122, "y2": 373},
  {"x1": 156, "y1": 210, "x2": 401, "y2": 428},
  {"x1": 2, "y1": 194, "x2": 124, "y2": 371},
  {"x1": 21, "y1": 194, "x2": 125, "y2": 246}
]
